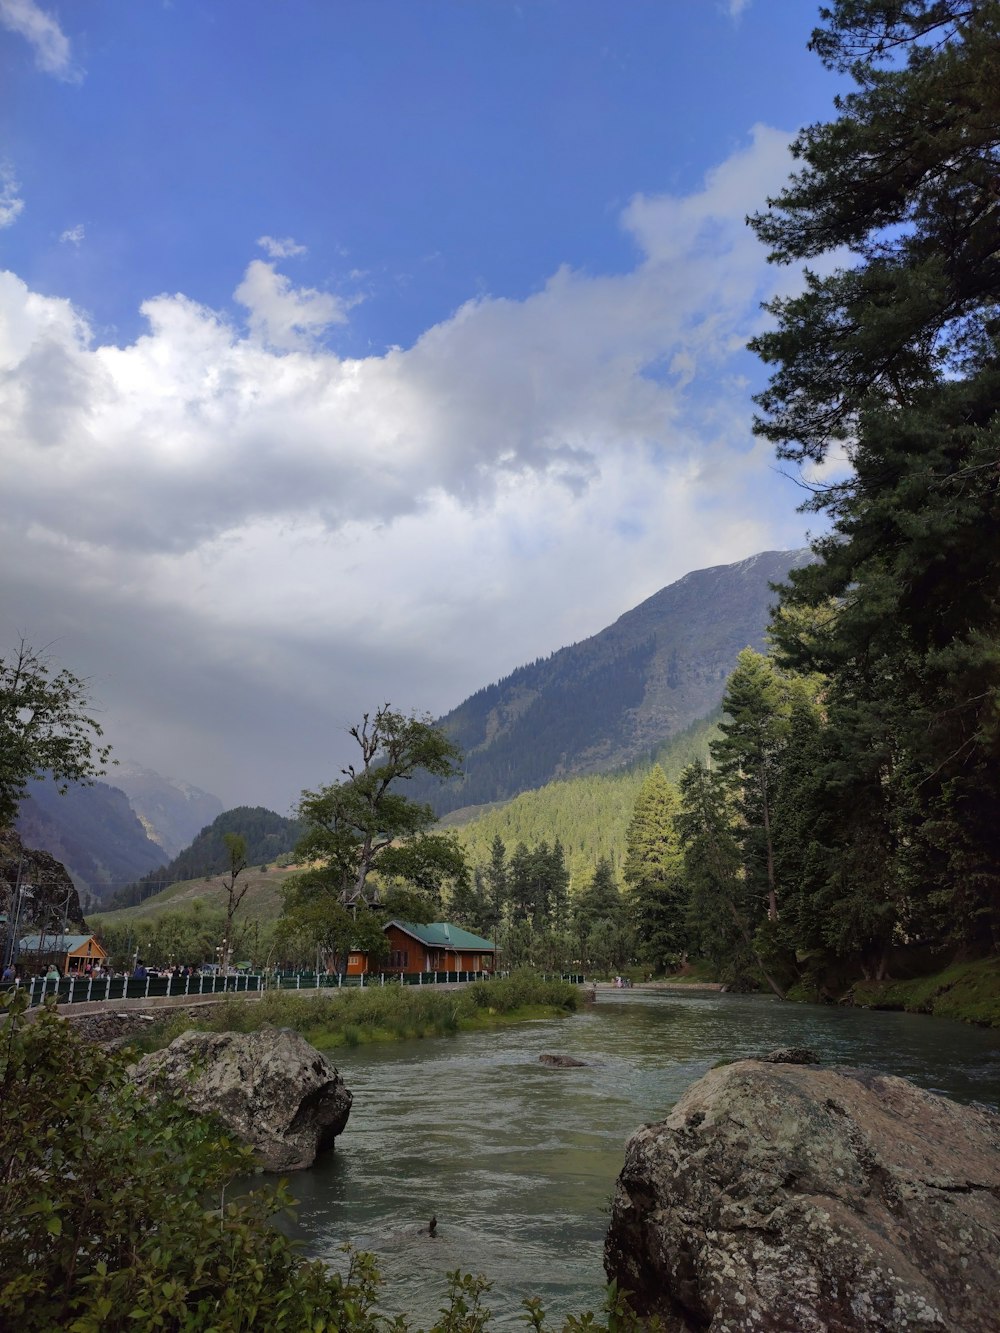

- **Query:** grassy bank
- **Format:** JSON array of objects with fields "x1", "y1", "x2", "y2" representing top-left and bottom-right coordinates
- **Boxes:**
[
  {"x1": 129, "y1": 970, "x2": 580, "y2": 1053},
  {"x1": 850, "y1": 957, "x2": 1000, "y2": 1028}
]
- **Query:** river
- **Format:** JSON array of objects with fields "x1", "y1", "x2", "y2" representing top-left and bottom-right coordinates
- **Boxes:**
[{"x1": 280, "y1": 989, "x2": 1000, "y2": 1325}]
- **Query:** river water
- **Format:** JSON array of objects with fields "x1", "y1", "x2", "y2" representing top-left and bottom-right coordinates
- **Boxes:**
[{"x1": 281, "y1": 989, "x2": 1000, "y2": 1325}]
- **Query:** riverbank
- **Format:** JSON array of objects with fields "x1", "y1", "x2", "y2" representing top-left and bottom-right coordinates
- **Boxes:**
[
  {"x1": 850, "y1": 956, "x2": 1000, "y2": 1028},
  {"x1": 125, "y1": 970, "x2": 580, "y2": 1053}
]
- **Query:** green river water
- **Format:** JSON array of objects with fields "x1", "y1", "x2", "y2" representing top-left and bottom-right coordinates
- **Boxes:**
[{"x1": 280, "y1": 989, "x2": 1000, "y2": 1325}]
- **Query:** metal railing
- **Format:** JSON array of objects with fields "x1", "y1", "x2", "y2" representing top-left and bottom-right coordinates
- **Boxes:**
[
  {"x1": 1, "y1": 969, "x2": 585, "y2": 1009},
  {"x1": 1, "y1": 971, "x2": 263, "y2": 1008}
]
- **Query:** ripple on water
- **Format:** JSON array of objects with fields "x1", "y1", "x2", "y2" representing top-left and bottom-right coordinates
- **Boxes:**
[{"x1": 274, "y1": 990, "x2": 1000, "y2": 1327}]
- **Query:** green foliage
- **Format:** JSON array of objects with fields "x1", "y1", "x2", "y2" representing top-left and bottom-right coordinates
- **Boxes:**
[
  {"x1": 0, "y1": 990, "x2": 388, "y2": 1331},
  {"x1": 129, "y1": 970, "x2": 580, "y2": 1053},
  {"x1": 449, "y1": 714, "x2": 719, "y2": 886},
  {"x1": 746, "y1": 0, "x2": 1000, "y2": 968},
  {"x1": 622, "y1": 766, "x2": 687, "y2": 972},
  {"x1": 295, "y1": 706, "x2": 464, "y2": 906},
  {"x1": 0, "y1": 639, "x2": 113, "y2": 830},
  {"x1": 851, "y1": 957, "x2": 1000, "y2": 1028}
]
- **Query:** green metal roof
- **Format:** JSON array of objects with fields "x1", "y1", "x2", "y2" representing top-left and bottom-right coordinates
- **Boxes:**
[
  {"x1": 387, "y1": 921, "x2": 495, "y2": 951},
  {"x1": 19, "y1": 934, "x2": 100, "y2": 952}
]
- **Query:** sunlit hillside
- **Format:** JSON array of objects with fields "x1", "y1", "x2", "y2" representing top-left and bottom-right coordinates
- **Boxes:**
[
  {"x1": 89, "y1": 863, "x2": 303, "y2": 930},
  {"x1": 447, "y1": 712, "x2": 720, "y2": 885}
]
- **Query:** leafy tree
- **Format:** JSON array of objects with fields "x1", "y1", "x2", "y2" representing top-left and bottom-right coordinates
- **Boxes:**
[
  {"x1": 749, "y1": 0, "x2": 1000, "y2": 952},
  {"x1": 0, "y1": 639, "x2": 113, "y2": 829},
  {"x1": 622, "y1": 766, "x2": 687, "y2": 970},
  {"x1": 295, "y1": 706, "x2": 464, "y2": 905}
]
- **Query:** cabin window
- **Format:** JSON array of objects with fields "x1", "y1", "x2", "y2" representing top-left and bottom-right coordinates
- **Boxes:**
[{"x1": 389, "y1": 949, "x2": 409, "y2": 968}]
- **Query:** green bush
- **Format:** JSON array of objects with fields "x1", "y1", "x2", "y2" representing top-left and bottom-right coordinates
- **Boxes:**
[
  {"x1": 0, "y1": 988, "x2": 646, "y2": 1333},
  {"x1": 0, "y1": 990, "x2": 386, "y2": 1331},
  {"x1": 131, "y1": 970, "x2": 579, "y2": 1054}
]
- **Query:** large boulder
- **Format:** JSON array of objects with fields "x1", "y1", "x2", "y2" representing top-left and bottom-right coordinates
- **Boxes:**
[
  {"x1": 605, "y1": 1060, "x2": 1000, "y2": 1332},
  {"x1": 131, "y1": 1026, "x2": 352, "y2": 1171}
]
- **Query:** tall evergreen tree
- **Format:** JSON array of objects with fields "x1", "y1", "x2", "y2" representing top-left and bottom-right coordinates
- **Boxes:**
[
  {"x1": 711, "y1": 649, "x2": 789, "y2": 922},
  {"x1": 622, "y1": 766, "x2": 687, "y2": 971},
  {"x1": 484, "y1": 834, "x2": 508, "y2": 933},
  {"x1": 677, "y1": 761, "x2": 785, "y2": 998},
  {"x1": 750, "y1": 1, "x2": 1000, "y2": 952}
]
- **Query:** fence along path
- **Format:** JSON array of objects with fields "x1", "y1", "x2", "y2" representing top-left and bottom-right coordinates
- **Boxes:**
[{"x1": 2, "y1": 969, "x2": 586, "y2": 1009}]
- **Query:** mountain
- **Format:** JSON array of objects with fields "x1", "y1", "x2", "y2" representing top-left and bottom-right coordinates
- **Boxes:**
[
  {"x1": 417, "y1": 548, "x2": 813, "y2": 815},
  {"x1": 106, "y1": 806, "x2": 306, "y2": 910},
  {"x1": 16, "y1": 778, "x2": 167, "y2": 905},
  {"x1": 446, "y1": 710, "x2": 721, "y2": 883},
  {"x1": 110, "y1": 762, "x2": 223, "y2": 859}
]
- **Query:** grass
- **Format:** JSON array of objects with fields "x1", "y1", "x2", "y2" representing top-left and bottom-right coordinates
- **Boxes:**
[
  {"x1": 659, "y1": 959, "x2": 722, "y2": 985},
  {"x1": 90, "y1": 865, "x2": 302, "y2": 928},
  {"x1": 851, "y1": 957, "x2": 1000, "y2": 1028},
  {"x1": 126, "y1": 969, "x2": 581, "y2": 1054}
]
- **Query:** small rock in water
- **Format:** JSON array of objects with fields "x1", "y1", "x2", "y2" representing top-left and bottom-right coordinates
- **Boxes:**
[
  {"x1": 758, "y1": 1046, "x2": 821, "y2": 1064},
  {"x1": 539, "y1": 1053, "x2": 588, "y2": 1067}
]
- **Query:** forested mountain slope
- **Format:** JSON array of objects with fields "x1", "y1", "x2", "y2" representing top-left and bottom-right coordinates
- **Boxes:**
[
  {"x1": 16, "y1": 778, "x2": 166, "y2": 907},
  {"x1": 446, "y1": 711, "x2": 719, "y2": 884},
  {"x1": 417, "y1": 549, "x2": 811, "y2": 815},
  {"x1": 107, "y1": 806, "x2": 306, "y2": 910}
]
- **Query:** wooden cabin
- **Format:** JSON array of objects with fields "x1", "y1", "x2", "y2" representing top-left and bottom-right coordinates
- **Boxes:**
[
  {"x1": 17, "y1": 933, "x2": 108, "y2": 976},
  {"x1": 345, "y1": 921, "x2": 495, "y2": 976}
]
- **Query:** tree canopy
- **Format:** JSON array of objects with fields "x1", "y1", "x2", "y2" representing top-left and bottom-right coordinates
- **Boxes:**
[
  {"x1": 748, "y1": 0, "x2": 1000, "y2": 959},
  {"x1": 0, "y1": 639, "x2": 113, "y2": 830},
  {"x1": 295, "y1": 706, "x2": 464, "y2": 905}
]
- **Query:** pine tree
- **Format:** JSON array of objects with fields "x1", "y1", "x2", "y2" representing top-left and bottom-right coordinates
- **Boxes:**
[
  {"x1": 750, "y1": 2, "x2": 1000, "y2": 953},
  {"x1": 484, "y1": 834, "x2": 508, "y2": 932},
  {"x1": 677, "y1": 762, "x2": 785, "y2": 998},
  {"x1": 711, "y1": 650, "x2": 789, "y2": 923},
  {"x1": 622, "y1": 766, "x2": 687, "y2": 971}
]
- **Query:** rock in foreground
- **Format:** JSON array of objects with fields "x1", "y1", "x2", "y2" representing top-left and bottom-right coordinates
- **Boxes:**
[
  {"x1": 605, "y1": 1060, "x2": 1000, "y2": 1332},
  {"x1": 132, "y1": 1027, "x2": 352, "y2": 1171}
]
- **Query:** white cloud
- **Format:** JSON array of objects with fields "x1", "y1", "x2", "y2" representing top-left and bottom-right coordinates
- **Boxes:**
[
  {"x1": 725, "y1": 0, "x2": 751, "y2": 17},
  {"x1": 257, "y1": 235, "x2": 307, "y2": 259},
  {"x1": 0, "y1": 164, "x2": 24, "y2": 228},
  {"x1": 59, "y1": 223, "x2": 84, "y2": 245},
  {"x1": 0, "y1": 0, "x2": 77, "y2": 80},
  {"x1": 0, "y1": 127, "x2": 811, "y2": 808},
  {"x1": 233, "y1": 258, "x2": 353, "y2": 349}
]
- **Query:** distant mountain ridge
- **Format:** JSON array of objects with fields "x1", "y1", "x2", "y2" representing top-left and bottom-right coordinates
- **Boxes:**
[
  {"x1": 111, "y1": 762, "x2": 223, "y2": 859},
  {"x1": 417, "y1": 548, "x2": 812, "y2": 815},
  {"x1": 15, "y1": 764, "x2": 224, "y2": 905},
  {"x1": 16, "y1": 779, "x2": 167, "y2": 905},
  {"x1": 106, "y1": 806, "x2": 306, "y2": 910}
]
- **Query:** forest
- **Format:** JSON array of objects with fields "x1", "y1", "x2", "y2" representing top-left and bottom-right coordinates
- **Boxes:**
[{"x1": 54, "y1": 3, "x2": 1000, "y2": 1004}]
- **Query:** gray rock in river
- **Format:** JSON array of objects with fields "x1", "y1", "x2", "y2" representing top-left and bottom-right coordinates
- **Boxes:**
[
  {"x1": 131, "y1": 1026, "x2": 352, "y2": 1171},
  {"x1": 605, "y1": 1059, "x2": 1000, "y2": 1332},
  {"x1": 757, "y1": 1045, "x2": 820, "y2": 1064},
  {"x1": 539, "y1": 1053, "x2": 588, "y2": 1067}
]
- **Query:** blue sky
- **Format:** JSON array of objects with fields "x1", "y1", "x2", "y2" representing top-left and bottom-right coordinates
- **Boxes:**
[{"x1": 1, "y1": 1, "x2": 844, "y2": 812}]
